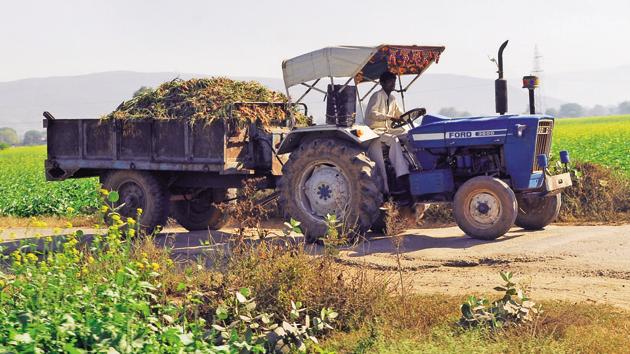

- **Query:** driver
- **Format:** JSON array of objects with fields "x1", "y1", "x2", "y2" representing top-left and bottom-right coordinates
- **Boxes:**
[{"x1": 365, "y1": 71, "x2": 410, "y2": 193}]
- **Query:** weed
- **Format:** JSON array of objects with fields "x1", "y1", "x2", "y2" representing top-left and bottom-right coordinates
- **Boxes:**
[
  {"x1": 218, "y1": 178, "x2": 273, "y2": 243},
  {"x1": 382, "y1": 201, "x2": 407, "y2": 311},
  {"x1": 0, "y1": 194, "x2": 337, "y2": 352},
  {"x1": 459, "y1": 272, "x2": 540, "y2": 328}
]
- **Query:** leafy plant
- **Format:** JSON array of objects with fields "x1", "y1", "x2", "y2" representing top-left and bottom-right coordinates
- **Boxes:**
[
  {"x1": 459, "y1": 272, "x2": 540, "y2": 328},
  {"x1": 320, "y1": 213, "x2": 346, "y2": 256},
  {"x1": 0, "y1": 194, "x2": 336, "y2": 352},
  {"x1": 212, "y1": 288, "x2": 337, "y2": 352}
]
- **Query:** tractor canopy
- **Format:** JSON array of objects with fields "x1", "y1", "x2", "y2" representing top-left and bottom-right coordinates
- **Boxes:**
[{"x1": 282, "y1": 44, "x2": 445, "y2": 90}]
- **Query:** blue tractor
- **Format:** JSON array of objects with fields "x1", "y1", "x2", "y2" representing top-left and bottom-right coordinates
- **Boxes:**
[{"x1": 276, "y1": 42, "x2": 573, "y2": 242}]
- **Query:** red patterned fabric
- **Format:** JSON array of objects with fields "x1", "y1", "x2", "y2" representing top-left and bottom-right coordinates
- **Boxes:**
[{"x1": 354, "y1": 45, "x2": 444, "y2": 83}]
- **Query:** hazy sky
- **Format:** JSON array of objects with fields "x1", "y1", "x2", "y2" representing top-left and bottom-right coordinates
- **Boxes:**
[{"x1": 1, "y1": 0, "x2": 629, "y2": 82}]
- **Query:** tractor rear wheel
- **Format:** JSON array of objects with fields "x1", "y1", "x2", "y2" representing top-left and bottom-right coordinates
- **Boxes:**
[
  {"x1": 453, "y1": 176, "x2": 517, "y2": 240},
  {"x1": 171, "y1": 189, "x2": 228, "y2": 231},
  {"x1": 277, "y1": 138, "x2": 383, "y2": 243},
  {"x1": 515, "y1": 193, "x2": 561, "y2": 230},
  {"x1": 101, "y1": 170, "x2": 170, "y2": 234}
]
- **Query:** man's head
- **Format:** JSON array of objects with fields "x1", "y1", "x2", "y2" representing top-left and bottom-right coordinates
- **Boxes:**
[{"x1": 379, "y1": 71, "x2": 397, "y2": 94}]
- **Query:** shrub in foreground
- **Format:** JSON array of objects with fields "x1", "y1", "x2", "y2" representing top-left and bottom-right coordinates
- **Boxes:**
[
  {"x1": 459, "y1": 272, "x2": 539, "y2": 328},
  {"x1": 0, "y1": 192, "x2": 337, "y2": 352}
]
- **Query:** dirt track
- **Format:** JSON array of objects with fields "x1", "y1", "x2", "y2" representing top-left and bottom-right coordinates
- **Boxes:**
[
  {"x1": 2, "y1": 223, "x2": 629, "y2": 308},
  {"x1": 337, "y1": 224, "x2": 630, "y2": 309}
]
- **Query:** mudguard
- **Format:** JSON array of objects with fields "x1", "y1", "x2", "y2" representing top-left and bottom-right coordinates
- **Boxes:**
[{"x1": 277, "y1": 124, "x2": 379, "y2": 154}]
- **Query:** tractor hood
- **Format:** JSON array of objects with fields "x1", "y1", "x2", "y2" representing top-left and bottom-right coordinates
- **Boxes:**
[{"x1": 408, "y1": 114, "x2": 552, "y2": 149}]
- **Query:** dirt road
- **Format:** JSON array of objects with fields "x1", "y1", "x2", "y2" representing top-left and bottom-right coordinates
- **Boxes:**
[
  {"x1": 2, "y1": 223, "x2": 629, "y2": 308},
  {"x1": 337, "y1": 224, "x2": 630, "y2": 309}
]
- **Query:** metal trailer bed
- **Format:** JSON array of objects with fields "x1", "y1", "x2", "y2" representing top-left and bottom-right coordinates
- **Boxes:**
[{"x1": 44, "y1": 113, "x2": 287, "y2": 188}]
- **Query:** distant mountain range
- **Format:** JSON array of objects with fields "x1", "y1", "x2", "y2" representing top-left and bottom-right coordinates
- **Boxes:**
[{"x1": 1, "y1": 68, "x2": 626, "y2": 136}]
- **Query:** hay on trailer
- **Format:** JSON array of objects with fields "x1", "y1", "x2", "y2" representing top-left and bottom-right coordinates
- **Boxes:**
[{"x1": 102, "y1": 77, "x2": 307, "y2": 126}]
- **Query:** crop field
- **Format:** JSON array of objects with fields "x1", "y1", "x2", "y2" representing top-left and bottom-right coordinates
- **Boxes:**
[
  {"x1": 0, "y1": 146, "x2": 99, "y2": 217},
  {"x1": 552, "y1": 115, "x2": 630, "y2": 176},
  {"x1": 0, "y1": 115, "x2": 627, "y2": 218}
]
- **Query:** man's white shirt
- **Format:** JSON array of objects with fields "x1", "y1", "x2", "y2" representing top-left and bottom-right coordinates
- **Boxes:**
[{"x1": 364, "y1": 89, "x2": 403, "y2": 133}]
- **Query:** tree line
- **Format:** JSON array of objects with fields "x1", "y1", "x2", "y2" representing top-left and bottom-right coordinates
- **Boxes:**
[
  {"x1": 545, "y1": 101, "x2": 630, "y2": 118},
  {"x1": 0, "y1": 128, "x2": 46, "y2": 149},
  {"x1": 438, "y1": 100, "x2": 630, "y2": 118}
]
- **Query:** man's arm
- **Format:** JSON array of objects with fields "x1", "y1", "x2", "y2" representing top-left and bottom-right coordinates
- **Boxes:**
[{"x1": 391, "y1": 97, "x2": 404, "y2": 119}]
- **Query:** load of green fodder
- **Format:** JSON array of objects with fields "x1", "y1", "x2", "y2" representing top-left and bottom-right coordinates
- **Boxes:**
[
  {"x1": 557, "y1": 161, "x2": 630, "y2": 222},
  {"x1": 102, "y1": 77, "x2": 308, "y2": 126}
]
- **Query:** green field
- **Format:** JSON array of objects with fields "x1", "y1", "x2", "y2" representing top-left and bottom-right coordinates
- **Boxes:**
[
  {"x1": 552, "y1": 115, "x2": 630, "y2": 176},
  {"x1": 0, "y1": 115, "x2": 628, "y2": 217},
  {"x1": 0, "y1": 146, "x2": 99, "y2": 217}
]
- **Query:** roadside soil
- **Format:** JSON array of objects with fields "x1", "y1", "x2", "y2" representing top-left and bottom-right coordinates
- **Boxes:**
[{"x1": 2, "y1": 223, "x2": 629, "y2": 309}]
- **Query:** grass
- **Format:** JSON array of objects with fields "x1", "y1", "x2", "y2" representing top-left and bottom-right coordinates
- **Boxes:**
[
  {"x1": 0, "y1": 145, "x2": 100, "y2": 217},
  {"x1": 1, "y1": 193, "x2": 630, "y2": 352},
  {"x1": 321, "y1": 294, "x2": 630, "y2": 353},
  {"x1": 552, "y1": 115, "x2": 630, "y2": 176}
]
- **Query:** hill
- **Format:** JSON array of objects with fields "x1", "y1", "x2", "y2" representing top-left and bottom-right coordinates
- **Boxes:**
[{"x1": 0, "y1": 71, "x2": 564, "y2": 135}]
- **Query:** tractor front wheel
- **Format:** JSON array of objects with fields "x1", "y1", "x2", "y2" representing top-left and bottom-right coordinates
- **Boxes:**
[
  {"x1": 515, "y1": 193, "x2": 561, "y2": 230},
  {"x1": 277, "y1": 138, "x2": 383, "y2": 243},
  {"x1": 453, "y1": 176, "x2": 517, "y2": 240}
]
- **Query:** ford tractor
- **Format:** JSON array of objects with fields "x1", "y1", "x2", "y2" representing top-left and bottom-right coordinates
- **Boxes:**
[{"x1": 277, "y1": 41, "x2": 573, "y2": 242}]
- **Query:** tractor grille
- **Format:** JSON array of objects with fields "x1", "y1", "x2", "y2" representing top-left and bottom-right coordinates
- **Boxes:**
[{"x1": 532, "y1": 119, "x2": 554, "y2": 172}]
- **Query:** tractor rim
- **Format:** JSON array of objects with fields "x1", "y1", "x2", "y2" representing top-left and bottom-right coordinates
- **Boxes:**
[
  {"x1": 296, "y1": 161, "x2": 350, "y2": 220},
  {"x1": 465, "y1": 189, "x2": 502, "y2": 229},
  {"x1": 118, "y1": 181, "x2": 146, "y2": 218}
]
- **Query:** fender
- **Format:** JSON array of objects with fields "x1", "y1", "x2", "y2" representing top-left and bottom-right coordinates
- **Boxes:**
[{"x1": 277, "y1": 124, "x2": 379, "y2": 154}]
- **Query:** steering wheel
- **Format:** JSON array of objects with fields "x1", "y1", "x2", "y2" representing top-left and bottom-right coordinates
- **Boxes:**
[{"x1": 390, "y1": 107, "x2": 427, "y2": 129}]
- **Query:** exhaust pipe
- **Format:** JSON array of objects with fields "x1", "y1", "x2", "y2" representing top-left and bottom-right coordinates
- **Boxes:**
[
  {"x1": 522, "y1": 75, "x2": 539, "y2": 114},
  {"x1": 495, "y1": 40, "x2": 509, "y2": 115}
]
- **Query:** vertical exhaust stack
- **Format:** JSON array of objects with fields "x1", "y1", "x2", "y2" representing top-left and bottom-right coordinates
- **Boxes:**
[{"x1": 495, "y1": 40, "x2": 509, "y2": 115}]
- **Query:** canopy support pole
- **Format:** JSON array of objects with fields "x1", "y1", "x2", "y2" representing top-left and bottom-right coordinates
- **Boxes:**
[
  {"x1": 398, "y1": 75, "x2": 406, "y2": 112},
  {"x1": 337, "y1": 77, "x2": 354, "y2": 93},
  {"x1": 355, "y1": 79, "x2": 364, "y2": 121},
  {"x1": 295, "y1": 79, "x2": 321, "y2": 104},
  {"x1": 403, "y1": 73, "x2": 421, "y2": 92},
  {"x1": 360, "y1": 81, "x2": 380, "y2": 102}
]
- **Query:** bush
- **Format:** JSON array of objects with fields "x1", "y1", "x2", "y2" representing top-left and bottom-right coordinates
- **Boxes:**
[
  {"x1": 556, "y1": 161, "x2": 630, "y2": 222},
  {"x1": 459, "y1": 272, "x2": 539, "y2": 328},
  {"x1": 0, "y1": 192, "x2": 338, "y2": 352}
]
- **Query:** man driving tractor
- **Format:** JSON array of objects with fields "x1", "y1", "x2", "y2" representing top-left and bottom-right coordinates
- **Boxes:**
[{"x1": 365, "y1": 71, "x2": 410, "y2": 193}]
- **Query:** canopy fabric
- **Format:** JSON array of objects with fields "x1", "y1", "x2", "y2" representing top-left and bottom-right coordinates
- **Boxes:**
[
  {"x1": 354, "y1": 45, "x2": 445, "y2": 83},
  {"x1": 282, "y1": 44, "x2": 445, "y2": 89},
  {"x1": 282, "y1": 46, "x2": 378, "y2": 89}
]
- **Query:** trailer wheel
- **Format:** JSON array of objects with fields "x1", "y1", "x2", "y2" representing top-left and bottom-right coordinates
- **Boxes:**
[
  {"x1": 453, "y1": 176, "x2": 517, "y2": 240},
  {"x1": 171, "y1": 189, "x2": 227, "y2": 231},
  {"x1": 515, "y1": 193, "x2": 561, "y2": 230},
  {"x1": 101, "y1": 171, "x2": 170, "y2": 234},
  {"x1": 277, "y1": 138, "x2": 383, "y2": 243}
]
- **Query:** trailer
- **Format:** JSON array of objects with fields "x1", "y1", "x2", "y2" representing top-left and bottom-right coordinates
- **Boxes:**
[
  {"x1": 45, "y1": 41, "x2": 573, "y2": 243},
  {"x1": 43, "y1": 105, "x2": 292, "y2": 231}
]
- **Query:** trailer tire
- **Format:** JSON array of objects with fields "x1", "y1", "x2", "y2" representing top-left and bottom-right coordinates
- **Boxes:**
[
  {"x1": 453, "y1": 176, "x2": 517, "y2": 240},
  {"x1": 101, "y1": 170, "x2": 170, "y2": 234},
  {"x1": 170, "y1": 189, "x2": 227, "y2": 231},
  {"x1": 277, "y1": 138, "x2": 383, "y2": 243},
  {"x1": 515, "y1": 193, "x2": 561, "y2": 230}
]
